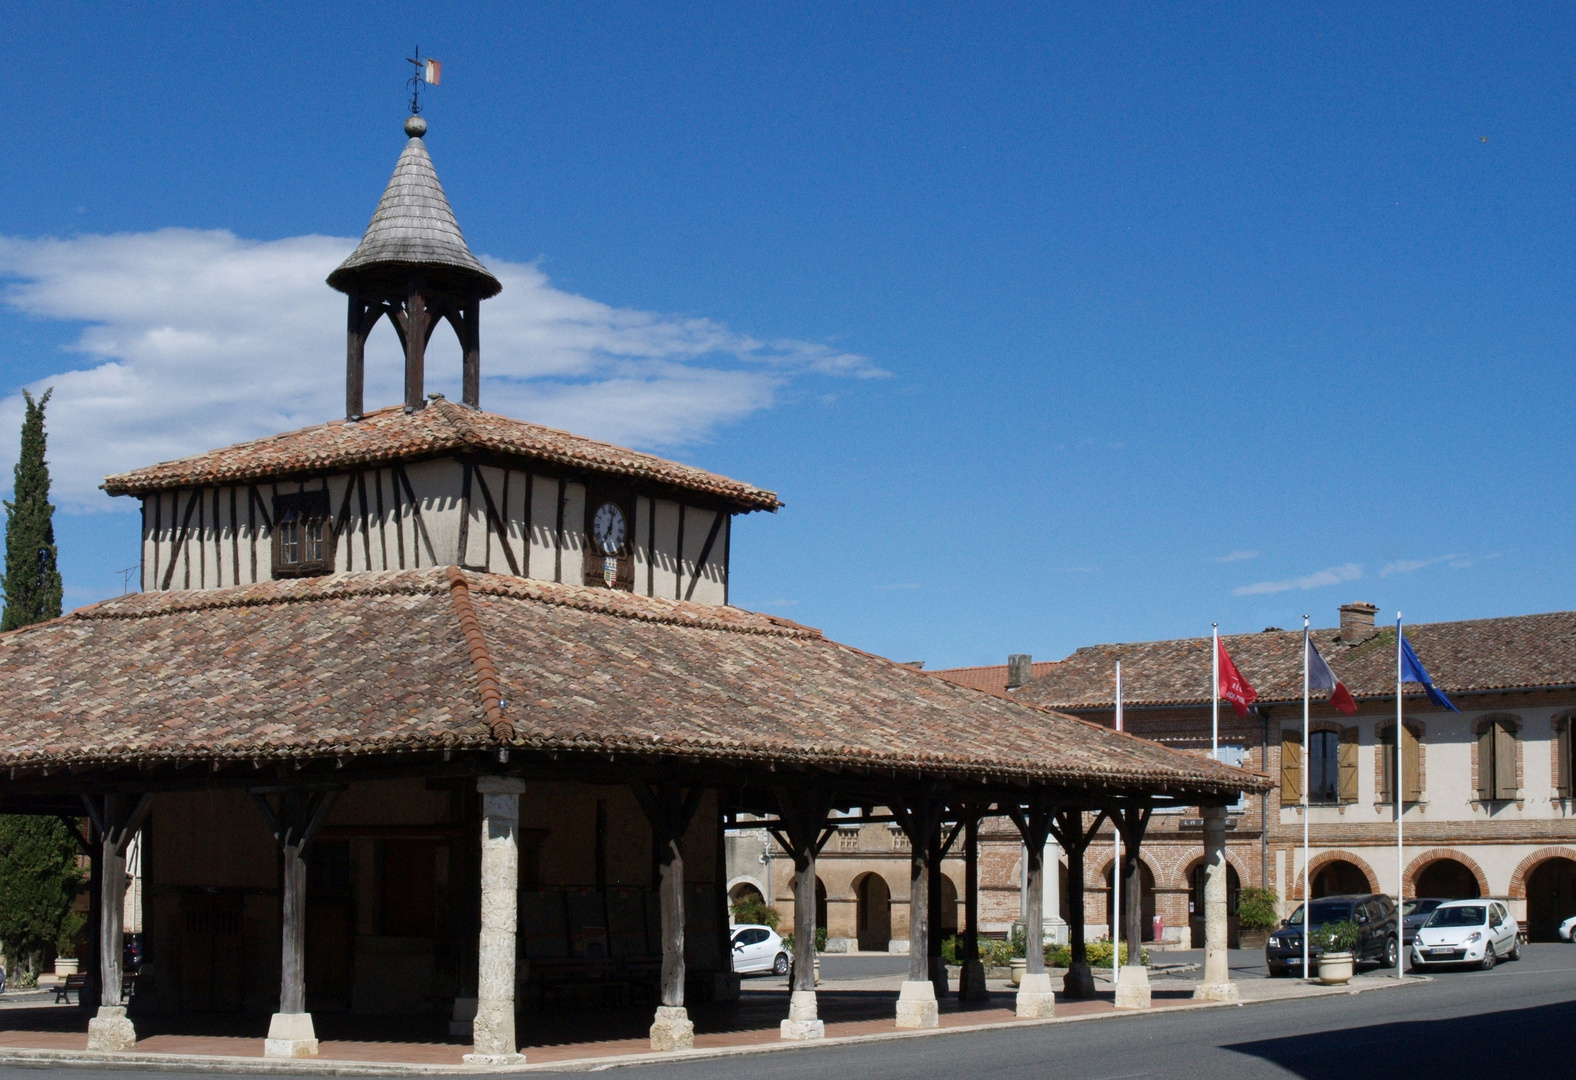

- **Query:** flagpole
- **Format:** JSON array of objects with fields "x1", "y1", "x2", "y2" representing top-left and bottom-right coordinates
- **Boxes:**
[
  {"x1": 1302, "y1": 615, "x2": 1310, "y2": 982},
  {"x1": 1396, "y1": 613, "x2": 1404, "y2": 980},
  {"x1": 1113, "y1": 661, "x2": 1122, "y2": 985},
  {"x1": 1212, "y1": 624, "x2": 1220, "y2": 760}
]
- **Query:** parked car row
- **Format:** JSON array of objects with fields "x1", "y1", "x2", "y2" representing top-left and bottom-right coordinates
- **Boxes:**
[
  {"x1": 1266, "y1": 893, "x2": 1534, "y2": 976},
  {"x1": 1265, "y1": 893, "x2": 1400, "y2": 977}
]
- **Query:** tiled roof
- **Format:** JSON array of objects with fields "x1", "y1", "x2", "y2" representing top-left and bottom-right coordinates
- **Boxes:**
[
  {"x1": 0, "y1": 568, "x2": 1265, "y2": 796},
  {"x1": 929, "y1": 661, "x2": 1059, "y2": 694},
  {"x1": 102, "y1": 398, "x2": 781, "y2": 511},
  {"x1": 1013, "y1": 612, "x2": 1576, "y2": 711},
  {"x1": 327, "y1": 128, "x2": 501, "y2": 298}
]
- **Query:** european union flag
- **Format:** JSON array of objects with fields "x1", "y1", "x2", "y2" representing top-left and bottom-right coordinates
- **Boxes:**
[{"x1": 1400, "y1": 634, "x2": 1458, "y2": 713}]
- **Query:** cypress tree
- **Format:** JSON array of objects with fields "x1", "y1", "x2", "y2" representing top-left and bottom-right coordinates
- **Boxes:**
[{"x1": 1, "y1": 389, "x2": 63, "y2": 631}]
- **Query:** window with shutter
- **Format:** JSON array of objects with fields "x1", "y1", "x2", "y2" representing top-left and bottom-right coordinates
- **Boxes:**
[
  {"x1": 1338, "y1": 726, "x2": 1359, "y2": 803},
  {"x1": 1493, "y1": 721, "x2": 1518, "y2": 800},
  {"x1": 1558, "y1": 717, "x2": 1573, "y2": 799},
  {"x1": 1280, "y1": 730, "x2": 1302, "y2": 805},
  {"x1": 1402, "y1": 723, "x2": 1422, "y2": 802},
  {"x1": 1309, "y1": 730, "x2": 1340, "y2": 804},
  {"x1": 1477, "y1": 724, "x2": 1496, "y2": 801}
]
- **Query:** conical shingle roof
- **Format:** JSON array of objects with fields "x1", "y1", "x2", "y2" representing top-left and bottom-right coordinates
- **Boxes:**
[{"x1": 328, "y1": 121, "x2": 502, "y2": 298}]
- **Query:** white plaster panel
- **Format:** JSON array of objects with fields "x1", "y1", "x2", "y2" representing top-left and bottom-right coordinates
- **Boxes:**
[
  {"x1": 633, "y1": 496, "x2": 653, "y2": 596},
  {"x1": 403, "y1": 458, "x2": 462, "y2": 566},
  {"x1": 651, "y1": 499, "x2": 680, "y2": 600},
  {"x1": 560, "y1": 482, "x2": 585, "y2": 584}
]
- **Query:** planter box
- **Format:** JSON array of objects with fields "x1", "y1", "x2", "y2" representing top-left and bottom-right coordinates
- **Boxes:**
[
  {"x1": 1238, "y1": 929, "x2": 1270, "y2": 950},
  {"x1": 53, "y1": 959, "x2": 80, "y2": 977},
  {"x1": 1316, "y1": 952, "x2": 1354, "y2": 985}
]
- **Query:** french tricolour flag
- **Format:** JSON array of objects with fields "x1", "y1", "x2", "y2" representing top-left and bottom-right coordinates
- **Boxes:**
[
  {"x1": 423, "y1": 59, "x2": 442, "y2": 85},
  {"x1": 1307, "y1": 636, "x2": 1358, "y2": 715}
]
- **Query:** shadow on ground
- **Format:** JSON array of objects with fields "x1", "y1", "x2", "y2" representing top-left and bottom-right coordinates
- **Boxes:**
[{"x1": 1223, "y1": 999, "x2": 1576, "y2": 1080}]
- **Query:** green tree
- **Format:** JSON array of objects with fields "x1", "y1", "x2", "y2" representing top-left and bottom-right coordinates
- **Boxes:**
[
  {"x1": 1, "y1": 389, "x2": 63, "y2": 631},
  {"x1": 0, "y1": 816, "x2": 85, "y2": 974}
]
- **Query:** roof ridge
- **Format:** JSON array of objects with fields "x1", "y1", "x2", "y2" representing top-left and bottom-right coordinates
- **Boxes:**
[{"x1": 446, "y1": 566, "x2": 513, "y2": 741}]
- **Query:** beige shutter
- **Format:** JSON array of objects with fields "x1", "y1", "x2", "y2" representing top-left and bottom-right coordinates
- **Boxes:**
[
  {"x1": 1477, "y1": 725, "x2": 1496, "y2": 801},
  {"x1": 1280, "y1": 730, "x2": 1302, "y2": 804},
  {"x1": 1494, "y1": 721, "x2": 1518, "y2": 800},
  {"x1": 1338, "y1": 727, "x2": 1359, "y2": 803},
  {"x1": 1402, "y1": 724, "x2": 1422, "y2": 802}
]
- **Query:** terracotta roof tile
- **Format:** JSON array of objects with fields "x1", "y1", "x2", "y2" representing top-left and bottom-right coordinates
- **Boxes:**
[
  {"x1": 0, "y1": 568, "x2": 1263, "y2": 796},
  {"x1": 102, "y1": 398, "x2": 781, "y2": 511},
  {"x1": 929, "y1": 662, "x2": 1059, "y2": 694},
  {"x1": 1014, "y1": 612, "x2": 1576, "y2": 710}
]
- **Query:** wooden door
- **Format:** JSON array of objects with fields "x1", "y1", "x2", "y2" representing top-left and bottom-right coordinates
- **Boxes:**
[{"x1": 178, "y1": 892, "x2": 245, "y2": 1011}]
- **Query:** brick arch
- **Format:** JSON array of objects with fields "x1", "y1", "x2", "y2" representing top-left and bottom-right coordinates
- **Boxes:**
[
  {"x1": 1508, "y1": 847, "x2": 1576, "y2": 900},
  {"x1": 1178, "y1": 849, "x2": 1251, "y2": 892},
  {"x1": 1091, "y1": 852, "x2": 1163, "y2": 887},
  {"x1": 1292, "y1": 849, "x2": 1379, "y2": 900},
  {"x1": 1403, "y1": 849, "x2": 1490, "y2": 899}
]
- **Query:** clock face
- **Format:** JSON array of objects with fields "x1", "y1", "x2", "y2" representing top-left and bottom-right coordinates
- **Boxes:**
[{"x1": 592, "y1": 502, "x2": 626, "y2": 555}]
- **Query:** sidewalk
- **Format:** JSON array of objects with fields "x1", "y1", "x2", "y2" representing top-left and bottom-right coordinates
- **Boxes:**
[{"x1": 0, "y1": 970, "x2": 1428, "y2": 1073}]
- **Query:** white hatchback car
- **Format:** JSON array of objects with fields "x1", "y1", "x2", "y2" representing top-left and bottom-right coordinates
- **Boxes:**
[
  {"x1": 730, "y1": 924, "x2": 790, "y2": 976},
  {"x1": 1410, "y1": 899, "x2": 1520, "y2": 970},
  {"x1": 1560, "y1": 913, "x2": 1576, "y2": 942}
]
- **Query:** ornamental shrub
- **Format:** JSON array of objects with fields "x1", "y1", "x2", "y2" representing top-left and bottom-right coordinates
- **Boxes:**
[
  {"x1": 730, "y1": 897, "x2": 781, "y2": 931},
  {"x1": 1236, "y1": 887, "x2": 1281, "y2": 930},
  {"x1": 1312, "y1": 920, "x2": 1361, "y2": 953}
]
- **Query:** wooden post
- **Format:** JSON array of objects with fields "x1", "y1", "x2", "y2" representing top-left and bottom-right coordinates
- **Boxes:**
[
  {"x1": 83, "y1": 793, "x2": 153, "y2": 1052},
  {"x1": 1005, "y1": 801, "x2": 1057, "y2": 1019},
  {"x1": 461, "y1": 299, "x2": 481, "y2": 409},
  {"x1": 634, "y1": 782, "x2": 703, "y2": 1051},
  {"x1": 926, "y1": 828, "x2": 947, "y2": 997},
  {"x1": 713, "y1": 799, "x2": 739, "y2": 1002},
  {"x1": 251, "y1": 788, "x2": 339, "y2": 1058},
  {"x1": 405, "y1": 276, "x2": 428, "y2": 411},
  {"x1": 1111, "y1": 804, "x2": 1154, "y2": 1008},
  {"x1": 83, "y1": 837, "x2": 102, "y2": 1014},
  {"x1": 1193, "y1": 805, "x2": 1239, "y2": 1001},
  {"x1": 1047, "y1": 807, "x2": 1108, "y2": 1000},
  {"x1": 346, "y1": 293, "x2": 366, "y2": 419},
  {"x1": 892, "y1": 794, "x2": 940, "y2": 1029},
  {"x1": 771, "y1": 789, "x2": 831, "y2": 1039},
  {"x1": 958, "y1": 815, "x2": 988, "y2": 1001}
]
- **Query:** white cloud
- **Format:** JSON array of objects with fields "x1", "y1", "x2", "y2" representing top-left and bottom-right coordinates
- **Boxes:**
[
  {"x1": 0, "y1": 229, "x2": 883, "y2": 510},
  {"x1": 1233, "y1": 562, "x2": 1363, "y2": 596},
  {"x1": 1215, "y1": 550, "x2": 1259, "y2": 563},
  {"x1": 1380, "y1": 554, "x2": 1468, "y2": 577}
]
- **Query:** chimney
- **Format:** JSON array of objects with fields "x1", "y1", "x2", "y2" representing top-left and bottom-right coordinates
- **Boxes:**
[
  {"x1": 1006, "y1": 654, "x2": 1033, "y2": 690},
  {"x1": 1338, "y1": 602, "x2": 1379, "y2": 643}
]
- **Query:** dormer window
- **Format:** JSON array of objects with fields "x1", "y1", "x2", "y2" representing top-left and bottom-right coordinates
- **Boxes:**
[{"x1": 273, "y1": 491, "x2": 333, "y2": 577}]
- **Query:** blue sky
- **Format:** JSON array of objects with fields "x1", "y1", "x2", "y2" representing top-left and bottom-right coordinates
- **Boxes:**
[{"x1": 1, "y1": 2, "x2": 1573, "y2": 668}]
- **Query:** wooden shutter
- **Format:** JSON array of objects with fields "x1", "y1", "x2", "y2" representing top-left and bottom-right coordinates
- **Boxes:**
[
  {"x1": 1493, "y1": 721, "x2": 1518, "y2": 800},
  {"x1": 1402, "y1": 724, "x2": 1422, "y2": 802},
  {"x1": 1558, "y1": 719, "x2": 1573, "y2": 799},
  {"x1": 1378, "y1": 728, "x2": 1396, "y2": 802},
  {"x1": 1280, "y1": 730, "x2": 1302, "y2": 805},
  {"x1": 1338, "y1": 727, "x2": 1359, "y2": 803},
  {"x1": 1477, "y1": 725, "x2": 1496, "y2": 801}
]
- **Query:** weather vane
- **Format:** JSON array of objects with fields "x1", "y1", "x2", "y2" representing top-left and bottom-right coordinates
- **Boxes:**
[{"x1": 406, "y1": 46, "x2": 442, "y2": 115}]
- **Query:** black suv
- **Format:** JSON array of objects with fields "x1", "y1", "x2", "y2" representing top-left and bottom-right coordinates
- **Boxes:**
[{"x1": 1266, "y1": 893, "x2": 1400, "y2": 976}]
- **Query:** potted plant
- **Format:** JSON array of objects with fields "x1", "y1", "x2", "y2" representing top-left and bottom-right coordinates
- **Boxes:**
[
  {"x1": 52, "y1": 911, "x2": 85, "y2": 977},
  {"x1": 1236, "y1": 887, "x2": 1280, "y2": 950},
  {"x1": 1313, "y1": 920, "x2": 1360, "y2": 985}
]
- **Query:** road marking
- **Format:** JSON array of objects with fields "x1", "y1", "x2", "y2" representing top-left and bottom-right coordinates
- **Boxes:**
[{"x1": 1465, "y1": 965, "x2": 1576, "y2": 978}]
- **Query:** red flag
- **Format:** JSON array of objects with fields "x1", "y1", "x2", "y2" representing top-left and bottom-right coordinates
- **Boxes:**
[{"x1": 1217, "y1": 638, "x2": 1258, "y2": 717}]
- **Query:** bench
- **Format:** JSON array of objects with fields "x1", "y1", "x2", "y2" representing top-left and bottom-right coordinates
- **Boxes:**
[{"x1": 53, "y1": 974, "x2": 86, "y2": 1004}]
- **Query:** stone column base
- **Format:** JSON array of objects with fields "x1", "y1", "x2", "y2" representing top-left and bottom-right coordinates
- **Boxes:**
[
  {"x1": 1014, "y1": 972, "x2": 1056, "y2": 1018},
  {"x1": 263, "y1": 1012, "x2": 318, "y2": 1057},
  {"x1": 448, "y1": 996, "x2": 477, "y2": 1039},
  {"x1": 86, "y1": 1006, "x2": 136, "y2": 1052},
  {"x1": 1062, "y1": 961, "x2": 1096, "y2": 998},
  {"x1": 780, "y1": 990, "x2": 825, "y2": 1040},
  {"x1": 1114, "y1": 965, "x2": 1151, "y2": 1009},
  {"x1": 650, "y1": 1005, "x2": 695, "y2": 1051},
  {"x1": 959, "y1": 958, "x2": 989, "y2": 1001},
  {"x1": 894, "y1": 979, "x2": 939, "y2": 1029},
  {"x1": 1193, "y1": 981, "x2": 1240, "y2": 1002}
]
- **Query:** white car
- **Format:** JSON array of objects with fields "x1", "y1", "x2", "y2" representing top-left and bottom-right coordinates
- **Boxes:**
[
  {"x1": 1560, "y1": 914, "x2": 1576, "y2": 942},
  {"x1": 730, "y1": 923, "x2": 789, "y2": 976},
  {"x1": 1410, "y1": 899, "x2": 1520, "y2": 970}
]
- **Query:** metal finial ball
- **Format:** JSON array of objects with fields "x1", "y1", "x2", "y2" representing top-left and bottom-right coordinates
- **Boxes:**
[{"x1": 404, "y1": 115, "x2": 428, "y2": 138}]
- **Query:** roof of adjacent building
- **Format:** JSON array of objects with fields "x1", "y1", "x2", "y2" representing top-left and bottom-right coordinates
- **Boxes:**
[
  {"x1": 1010, "y1": 612, "x2": 1576, "y2": 711},
  {"x1": 929, "y1": 661, "x2": 1060, "y2": 694},
  {"x1": 0, "y1": 567, "x2": 1264, "y2": 796},
  {"x1": 327, "y1": 126, "x2": 501, "y2": 298},
  {"x1": 102, "y1": 397, "x2": 782, "y2": 511}
]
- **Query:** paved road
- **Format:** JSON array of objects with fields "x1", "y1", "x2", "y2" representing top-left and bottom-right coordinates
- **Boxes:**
[{"x1": 2, "y1": 945, "x2": 1570, "y2": 1079}]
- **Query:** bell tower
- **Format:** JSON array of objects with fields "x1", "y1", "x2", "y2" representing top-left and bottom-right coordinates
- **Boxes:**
[{"x1": 327, "y1": 115, "x2": 502, "y2": 418}]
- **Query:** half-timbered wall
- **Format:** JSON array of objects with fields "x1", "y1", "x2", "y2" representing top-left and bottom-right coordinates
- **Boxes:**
[{"x1": 139, "y1": 456, "x2": 731, "y2": 604}]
